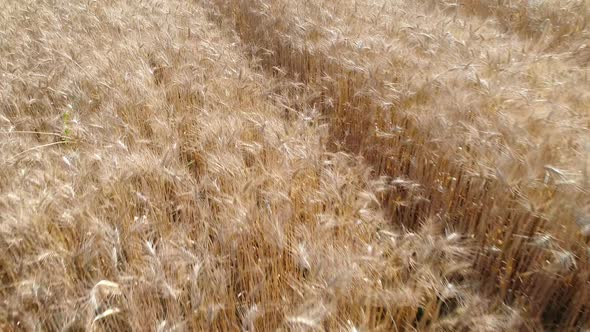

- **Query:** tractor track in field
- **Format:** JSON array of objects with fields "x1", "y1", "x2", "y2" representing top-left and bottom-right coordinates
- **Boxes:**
[{"x1": 205, "y1": 0, "x2": 590, "y2": 329}]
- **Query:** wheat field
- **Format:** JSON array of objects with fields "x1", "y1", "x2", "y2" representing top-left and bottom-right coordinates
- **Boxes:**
[{"x1": 0, "y1": 0, "x2": 589, "y2": 331}]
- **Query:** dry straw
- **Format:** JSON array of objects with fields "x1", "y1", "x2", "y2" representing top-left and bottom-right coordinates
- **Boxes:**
[{"x1": 0, "y1": 0, "x2": 588, "y2": 330}]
